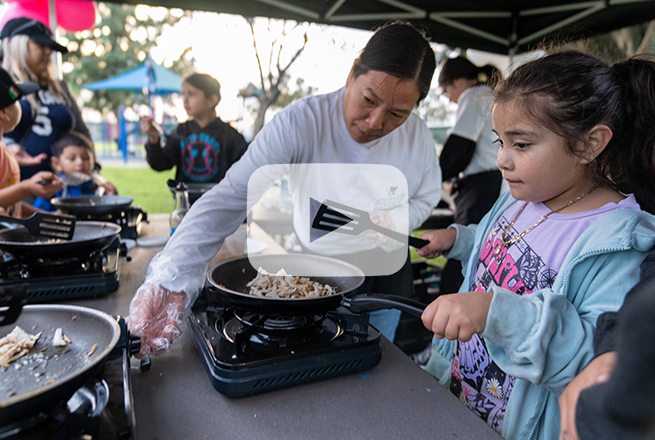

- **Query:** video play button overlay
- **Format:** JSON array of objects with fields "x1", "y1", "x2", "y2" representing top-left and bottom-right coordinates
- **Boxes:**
[
  {"x1": 247, "y1": 163, "x2": 410, "y2": 277},
  {"x1": 309, "y1": 197, "x2": 355, "y2": 243}
]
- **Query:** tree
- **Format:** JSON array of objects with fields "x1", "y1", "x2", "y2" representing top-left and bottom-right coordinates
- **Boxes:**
[
  {"x1": 568, "y1": 20, "x2": 655, "y2": 62},
  {"x1": 60, "y1": 2, "x2": 192, "y2": 117},
  {"x1": 244, "y1": 17, "x2": 310, "y2": 136}
]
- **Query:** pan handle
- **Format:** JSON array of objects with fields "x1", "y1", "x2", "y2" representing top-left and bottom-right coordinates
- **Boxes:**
[
  {"x1": 345, "y1": 293, "x2": 426, "y2": 318},
  {"x1": 0, "y1": 283, "x2": 29, "y2": 326}
]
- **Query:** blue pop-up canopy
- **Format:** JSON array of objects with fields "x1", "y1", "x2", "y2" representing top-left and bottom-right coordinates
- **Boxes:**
[
  {"x1": 83, "y1": 56, "x2": 183, "y2": 163},
  {"x1": 82, "y1": 56, "x2": 182, "y2": 95}
]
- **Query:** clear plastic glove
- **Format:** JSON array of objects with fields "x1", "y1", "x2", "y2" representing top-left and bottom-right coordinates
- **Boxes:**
[
  {"x1": 127, "y1": 283, "x2": 188, "y2": 359},
  {"x1": 365, "y1": 212, "x2": 403, "y2": 252}
]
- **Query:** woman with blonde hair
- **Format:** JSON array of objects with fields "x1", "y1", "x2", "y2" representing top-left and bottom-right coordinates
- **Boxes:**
[{"x1": 0, "y1": 17, "x2": 91, "y2": 182}]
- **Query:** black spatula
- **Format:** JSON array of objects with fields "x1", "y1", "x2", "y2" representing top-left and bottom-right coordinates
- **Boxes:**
[
  {"x1": 0, "y1": 213, "x2": 76, "y2": 240},
  {"x1": 312, "y1": 199, "x2": 429, "y2": 248}
]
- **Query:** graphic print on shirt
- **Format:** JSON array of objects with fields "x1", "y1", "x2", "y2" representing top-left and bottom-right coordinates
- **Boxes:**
[
  {"x1": 450, "y1": 216, "x2": 555, "y2": 433},
  {"x1": 180, "y1": 133, "x2": 221, "y2": 181}
]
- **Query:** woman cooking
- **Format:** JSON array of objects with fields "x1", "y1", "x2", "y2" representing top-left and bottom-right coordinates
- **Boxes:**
[
  {"x1": 0, "y1": 17, "x2": 92, "y2": 182},
  {"x1": 127, "y1": 21, "x2": 442, "y2": 357}
]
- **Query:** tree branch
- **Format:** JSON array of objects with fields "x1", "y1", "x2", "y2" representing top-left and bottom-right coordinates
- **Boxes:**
[{"x1": 248, "y1": 18, "x2": 266, "y2": 94}]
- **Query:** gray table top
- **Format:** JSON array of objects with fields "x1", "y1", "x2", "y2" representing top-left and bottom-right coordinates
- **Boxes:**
[{"x1": 70, "y1": 214, "x2": 500, "y2": 440}]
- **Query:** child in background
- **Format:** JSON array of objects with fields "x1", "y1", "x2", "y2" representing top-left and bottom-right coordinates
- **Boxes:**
[
  {"x1": 140, "y1": 73, "x2": 248, "y2": 185},
  {"x1": 0, "y1": 67, "x2": 61, "y2": 218},
  {"x1": 33, "y1": 131, "x2": 117, "y2": 211},
  {"x1": 417, "y1": 52, "x2": 655, "y2": 440}
]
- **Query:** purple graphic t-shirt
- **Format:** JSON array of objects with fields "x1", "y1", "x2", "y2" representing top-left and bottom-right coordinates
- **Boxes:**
[{"x1": 450, "y1": 195, "x2": 640, "y2": 433}]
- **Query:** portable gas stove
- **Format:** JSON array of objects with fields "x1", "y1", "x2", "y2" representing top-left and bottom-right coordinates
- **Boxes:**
[
  {"x1": 0, "y1": 318, "x2": 145, "y2": 440},
  {"x1": 0, "y1": 238, "x2": 124, "y2": 303},
  {"x1": 189, "y1": 286, "x2": 382, "y2": 397},
  {"x1": 73, "y1": 207, "x2": 147, "y2": 240}
]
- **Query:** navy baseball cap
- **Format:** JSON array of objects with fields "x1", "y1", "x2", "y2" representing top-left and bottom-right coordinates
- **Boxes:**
[
  {"x1": 0, "y1": 18, "x2": 68, "y2": 53},
  {"x1": 0, "y1": 67, "x2": 38, "y2": 109}
]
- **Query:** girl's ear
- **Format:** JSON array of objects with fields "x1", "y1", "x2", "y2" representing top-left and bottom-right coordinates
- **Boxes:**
[
  {"x1": 580, "y1": 124, "x2": 613, "y2": 164},
  {"x1": 0, "y1": 108, "x2": 9, "y2": 122}
]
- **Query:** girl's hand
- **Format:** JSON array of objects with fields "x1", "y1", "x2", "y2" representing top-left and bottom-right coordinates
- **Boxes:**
[
  {"x1": 417, "y1": 228, "x2": 457, "y2": 259},
  {"x1": 140, "y1": 116, "x2": 160, "y2": 144},
  {"x1": 26, "y1": 171, "x2": 62, "y2": 198},
  {"x1": 9, "y1": 145, "x2": 47, "y2": 167},
  {"x1": 421, "y1": 290, "x2": 493, "y2": 342}
]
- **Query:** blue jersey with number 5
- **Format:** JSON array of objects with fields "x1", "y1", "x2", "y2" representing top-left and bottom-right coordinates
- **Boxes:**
[{"x1": 5, "y1": 87, "x2": 77, "y2": 180}]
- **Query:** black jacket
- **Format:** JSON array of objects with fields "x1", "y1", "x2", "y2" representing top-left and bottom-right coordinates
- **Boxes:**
[{"x1": 145, "y1": 118, "x2": 248, "y2": 184}]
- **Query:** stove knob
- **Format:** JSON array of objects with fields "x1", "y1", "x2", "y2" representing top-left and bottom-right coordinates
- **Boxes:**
[
  {"x1": 139, "y1": 357, "x2": 151, "y2": 372},
  {"x1": 128, "y1": 334, "x2": 152, "y2": 372}
]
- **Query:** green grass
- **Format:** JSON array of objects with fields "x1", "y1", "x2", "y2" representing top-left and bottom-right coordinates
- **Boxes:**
[{"x1": 101, "y1": 166, "x2": 175, "y2": 214}]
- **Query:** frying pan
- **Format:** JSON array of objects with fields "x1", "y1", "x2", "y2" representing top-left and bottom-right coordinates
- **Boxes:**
[
  {"x1": 0, "y1": 221, "x2": 121, "y2": 258},
  {"x1": 206, "y1": 254, "x2": 426, "y2": 317},
  {"x1": 0, "y1": 304, "x2": 121, "y2": 423},
  {"x1": 51, "y1": 195, "x2": 134, "y2": 216}
]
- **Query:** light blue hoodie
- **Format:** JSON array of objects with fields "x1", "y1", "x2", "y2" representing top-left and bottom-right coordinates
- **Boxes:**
[{"x1": 426, "y1": 191, "x2": 655, "y2": 440}]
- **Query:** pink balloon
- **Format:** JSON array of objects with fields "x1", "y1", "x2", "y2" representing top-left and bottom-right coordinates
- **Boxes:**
[
  {"x1": 0, "y1": 0, "x2": 96, "y2": 32},
  {"x1": 1, "y1": 1, "x2": 49, "y2": 29},
  {"x1": 57, "y1": 0, "x2": 97, "y2": 32}
]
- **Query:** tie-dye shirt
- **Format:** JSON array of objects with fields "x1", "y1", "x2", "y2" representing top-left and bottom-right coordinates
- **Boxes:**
[{"x1": 450, "y1": 195, "x2": 640, "y2": 433}]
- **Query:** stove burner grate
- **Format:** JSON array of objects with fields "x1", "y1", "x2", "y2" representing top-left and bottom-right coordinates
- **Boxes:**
[
  {"x1": 0, "y1": 239, "x2": 121, "y2": 303},
  {"x1": 190, "y1": 291, "x2": 382, "y2": 397},
  {"x1": 224, "y1": 310, "x2": 338, "y2": 353}
]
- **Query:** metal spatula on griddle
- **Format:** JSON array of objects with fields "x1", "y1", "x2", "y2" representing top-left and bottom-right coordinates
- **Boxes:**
[
  {"x1": 312, "y1": 199, "x2": 430, "y2": 248},
  {"x1": 0, "y1": 213, "x2": 76, "y2": 240}
]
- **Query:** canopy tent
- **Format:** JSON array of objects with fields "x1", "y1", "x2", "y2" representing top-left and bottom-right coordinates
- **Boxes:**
[
  {"x1": 82, "y1": 57, "x2": 182, "y2": 163},
  {"x1": 81, "y1": 57, "x2": 183, "y2": 95},
  {"x1": 101, "y1": 0, "x2": 655, "y2": 55}
]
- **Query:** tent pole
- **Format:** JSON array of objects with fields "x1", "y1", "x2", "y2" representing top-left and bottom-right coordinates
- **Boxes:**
[
  {"x1": 48, "y1": 0, "x2": 62, "y2": 80},
  {"x1": 119, "y1": 105, "x2": 128, "y2": 164}
]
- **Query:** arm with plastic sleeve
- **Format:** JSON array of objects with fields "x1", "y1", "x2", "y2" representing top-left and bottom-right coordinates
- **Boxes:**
[
  {"x1": 367, "y1": 123, "x2": 442, "y2": 249},
  {"x1": 481, "y1": 214, "x2": 651, "y2": 395},
  {"x1": 127, "y1": 110, "x2": 303, "y2": 358}
]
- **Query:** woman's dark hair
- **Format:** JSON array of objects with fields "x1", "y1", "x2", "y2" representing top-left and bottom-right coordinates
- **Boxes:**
[
  {"x1": 352, "y1": 20, "x2": 436, "y2": 103},
  {"x1": 50, "y1": 131, "x2": 94, "y2": 158},
  {"x1": 438, "y1": 56, "x2": 501, "y2": 89},
  {"x1": 494, "y1": 51, "x2": 655, "y2": 214},
  {"x1": 184, "y1": 73, "x2": 221, "y2": 103}
]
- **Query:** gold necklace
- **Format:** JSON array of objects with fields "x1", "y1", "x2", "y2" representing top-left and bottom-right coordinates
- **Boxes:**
[{"x1": 493, "y1": 182, "x2": 602, "y2": 259}]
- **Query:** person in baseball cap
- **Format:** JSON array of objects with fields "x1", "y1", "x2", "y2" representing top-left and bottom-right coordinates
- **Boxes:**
[
  {"x1": 0, "y1": 65, "x2": 61, "y2": 218},
  {"x1": 0, "y1": 18, "x2": 67, "y2": 53},
  {"x1": 0, "y1": 67, "x2": 38, "y2": 109}
]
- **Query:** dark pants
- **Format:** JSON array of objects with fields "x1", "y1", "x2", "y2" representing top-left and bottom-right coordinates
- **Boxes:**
[{"x1": 441, "y1": 170, "x2": 503, "y2": 294}]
